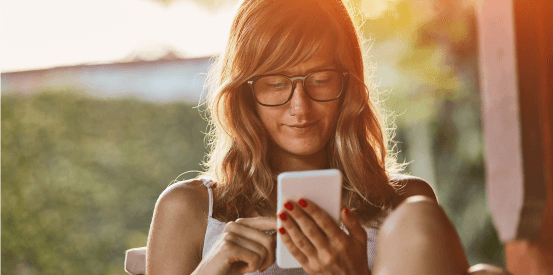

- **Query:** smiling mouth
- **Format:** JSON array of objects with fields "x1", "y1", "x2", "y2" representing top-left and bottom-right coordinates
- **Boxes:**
[{"x1": 287, "y1": 121, "x2": 317, "y2": 128}]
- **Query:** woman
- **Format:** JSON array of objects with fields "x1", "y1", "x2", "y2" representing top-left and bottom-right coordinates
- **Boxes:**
[{"x1": 147, "y1": 0, "x2": 469, "y2": 274}]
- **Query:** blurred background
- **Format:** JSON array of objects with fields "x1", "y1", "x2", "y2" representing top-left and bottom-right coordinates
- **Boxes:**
[{"x1": 1, "y1": 0, "x2": 504, "y2": 274}]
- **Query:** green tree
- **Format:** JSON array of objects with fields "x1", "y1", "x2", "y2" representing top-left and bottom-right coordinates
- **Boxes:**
[{"x1": 2, "y1": 92, "x2": 208, "y2": 274}]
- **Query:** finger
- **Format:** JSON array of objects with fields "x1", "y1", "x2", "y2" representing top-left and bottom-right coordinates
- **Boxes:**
[
  {"x1": 278, "y1": 208, "x2": 318, "y2": 257},
  {"x1": 236, "y1": 217, "x2": 277, "y2": 232},
  {"x1": 277, "y1": 225, "x2": 309, "y2": 265},
  {"x1": 224, "y1": 242, "x2": 263, "y2": 274},
  {"x1": 228, "y1": 220, "x2": 276, "y2": 270},
  {"x1": 222, "y1": 232, "x2": 266, "y2": 272},
  {"x1": 291, "y1": 199, "x2": 343, "y2": 249},
  {"x1": 341, "y1": 207, "x2": 367, "y2": 244}
]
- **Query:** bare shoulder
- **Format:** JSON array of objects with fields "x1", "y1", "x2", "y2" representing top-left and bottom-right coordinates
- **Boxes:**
[
  {"x1": 157, "y1": 179, "x2": 209, "y2": 210},
  {"x1": 389, "y1": 174, "x2": 438, "y2": 209},
  {"x1": 153, "y1": 179, "x2": 210, "y2": 223},
  {"x1": 147, "y1": 179, "x2": 210, "y2": 274}
]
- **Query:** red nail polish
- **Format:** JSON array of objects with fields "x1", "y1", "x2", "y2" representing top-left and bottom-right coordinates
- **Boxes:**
[
  {"x1": 345, "y1": 208, "x2": 350, "y2": 215},
  {"x1": 279, "y1": 227, "x2": 286, "y2": 234},
  {"x1": 279, "y1": 212, "x2": 288, "y2": 221},
  {"x1": 298, "y1": 199, "x2": 307, "y2": 207},
  {"x1": 284, "y1": 201, "x2": 294, "y2": 211}
]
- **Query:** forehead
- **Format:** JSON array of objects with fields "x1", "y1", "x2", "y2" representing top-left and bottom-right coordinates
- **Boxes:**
[{"x1": 275, "y1": 41, "x2": 336, "y2": 76}]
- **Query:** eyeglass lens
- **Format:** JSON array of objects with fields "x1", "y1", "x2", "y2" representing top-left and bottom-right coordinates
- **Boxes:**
[{"x1": 253, "y1": 71, "x2": 343, "y2": 106}]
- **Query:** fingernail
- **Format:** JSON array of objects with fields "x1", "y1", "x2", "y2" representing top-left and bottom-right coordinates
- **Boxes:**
[
  {"x1": 279, "y1": 212, "x2": 288, "y2": 221},
  {"x1": 279, "y1": 227, "x2": 286, "y2": 234},
  {"x1": 298, "y1": 199, "x2": 307, "y2": 208},
  {"x1": 345, "y1": 208, "x2": 350, "y2": 215},
  {"x1": 284, "y1": 201, "x2": 294, "y2": 211}
]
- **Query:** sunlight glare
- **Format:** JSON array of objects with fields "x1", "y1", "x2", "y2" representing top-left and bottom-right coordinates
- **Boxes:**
[
  {"x1": 1, "y1": 0, "x2": 236, "y2": 72},
  {"x1": 361, "y1": 0, "x2": 399, "y2": 19}
]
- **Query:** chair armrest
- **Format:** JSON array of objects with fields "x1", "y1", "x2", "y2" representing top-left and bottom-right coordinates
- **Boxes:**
[
  {"x1": 467, "y1": 263, "x2": 511, "y2": 275},
  {"x1": 125, "y1": 247, "x2": 147, "y2": 275}
]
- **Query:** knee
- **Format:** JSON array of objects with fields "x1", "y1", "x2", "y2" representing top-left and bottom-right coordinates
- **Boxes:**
[
  {"x1": 380, "y1": 195, "x2": 456, "y2": 247},
  {"x1": 374, "y1": 196, "x2": 469, "y2": 274}
]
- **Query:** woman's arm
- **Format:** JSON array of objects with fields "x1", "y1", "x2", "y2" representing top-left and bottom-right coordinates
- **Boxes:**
[
  {"x1": 146, "y1": 180, "x2": 209, "y2": 274},
  {"x1": 147, "y1": 180, "x2": 278, "y2": 275}
]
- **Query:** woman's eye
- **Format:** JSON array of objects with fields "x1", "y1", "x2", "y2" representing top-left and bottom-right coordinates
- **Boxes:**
[
  {"x1": 311, "y1": 78, "x2": 330, "y2": 84},
  {"x1": 267, "y1": 82, "x2": 287, "y2": 88}
]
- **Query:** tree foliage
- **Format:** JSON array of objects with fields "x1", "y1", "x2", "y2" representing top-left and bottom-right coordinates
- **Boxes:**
[{"x1": 2, "y1": 92, "x2": 208, "y2": 274}]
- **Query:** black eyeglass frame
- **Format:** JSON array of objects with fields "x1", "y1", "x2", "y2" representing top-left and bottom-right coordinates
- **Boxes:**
[{"x1": 246, "y1": 69, "x2": 349, "y2": 107}]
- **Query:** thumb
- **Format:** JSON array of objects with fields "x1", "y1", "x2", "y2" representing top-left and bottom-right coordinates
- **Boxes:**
[{"x1": 341, "y1": 207, "x2": 367, "y2": 244}]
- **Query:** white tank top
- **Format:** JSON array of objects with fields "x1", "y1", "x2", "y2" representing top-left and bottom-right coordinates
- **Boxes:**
[{"x1": 200, "y1": 179, "x2": 380, "y2": 274}]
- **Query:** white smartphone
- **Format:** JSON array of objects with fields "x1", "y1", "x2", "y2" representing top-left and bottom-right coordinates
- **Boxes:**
[{"x1": 276, "y1": 169, "x2": 342, "y2": 269}]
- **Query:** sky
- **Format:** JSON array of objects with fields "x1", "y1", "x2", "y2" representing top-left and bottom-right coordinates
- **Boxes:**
[
  {"x1": 1, "y1": 0, "x2": 237, "y2": 72},
  {"x1": 0, "y1": 0, "x2": 401, "y2": 73}
]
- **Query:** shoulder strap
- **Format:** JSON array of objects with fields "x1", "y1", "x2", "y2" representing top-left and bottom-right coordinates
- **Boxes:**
[{"x1": 201, "y1": 179, "x2": 215, "y2": 217}]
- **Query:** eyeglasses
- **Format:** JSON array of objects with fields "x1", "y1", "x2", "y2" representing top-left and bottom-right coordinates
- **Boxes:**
[{"x1": 246, "y1": 69, "x2": 349, "y2": 107}]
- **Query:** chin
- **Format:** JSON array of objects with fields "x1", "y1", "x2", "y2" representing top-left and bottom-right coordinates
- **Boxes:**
[{"x1": 280, "y1": 144, "x2": 327, "y2": 157}]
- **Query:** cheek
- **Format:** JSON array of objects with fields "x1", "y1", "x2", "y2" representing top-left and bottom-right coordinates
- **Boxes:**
[
  {"x1": 320, "y1": 102, "x2": 341, "y2": 123},
  {"x1": 255, "y1": 106, "x2": 282, "y2": 130}
]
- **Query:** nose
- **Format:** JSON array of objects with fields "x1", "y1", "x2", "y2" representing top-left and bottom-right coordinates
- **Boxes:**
[{"x1": 289, "y1": 80, "x2": 310, "y2": 116}]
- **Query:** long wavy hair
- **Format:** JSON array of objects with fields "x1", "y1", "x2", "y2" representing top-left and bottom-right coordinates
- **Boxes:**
[{"x1": 199, "y1": 0, "x2": 403, "y2": 226}]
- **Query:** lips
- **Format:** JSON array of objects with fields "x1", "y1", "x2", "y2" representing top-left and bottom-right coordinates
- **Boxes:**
[
  {"x1": 288, "y1": 121, "x2": 316, "y2": 128},
  {"x1": 285, "y1": 121, "x2": 318, "y2": 134}
]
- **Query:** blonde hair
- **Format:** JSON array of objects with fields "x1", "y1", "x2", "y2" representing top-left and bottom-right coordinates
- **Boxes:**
[{"x1": 199, "y1": 0, "x2": 402, "y2": 225}]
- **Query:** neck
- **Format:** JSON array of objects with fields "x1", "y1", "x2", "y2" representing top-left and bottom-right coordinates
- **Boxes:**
[
  {"x1": 266, "y1": 148, "x2": 329, "y2": 205},
  {"x1": 273, "y1": 148, "x2": 329, "y2": 173}
]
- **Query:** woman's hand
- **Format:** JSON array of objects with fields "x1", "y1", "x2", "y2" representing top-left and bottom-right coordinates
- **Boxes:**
[
  {"x1": 278, "y1": 199, "x2": 371, "y2": 275},
  {"x1": 195, "y1": 217, "x2": 277, "y2": 275}
]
